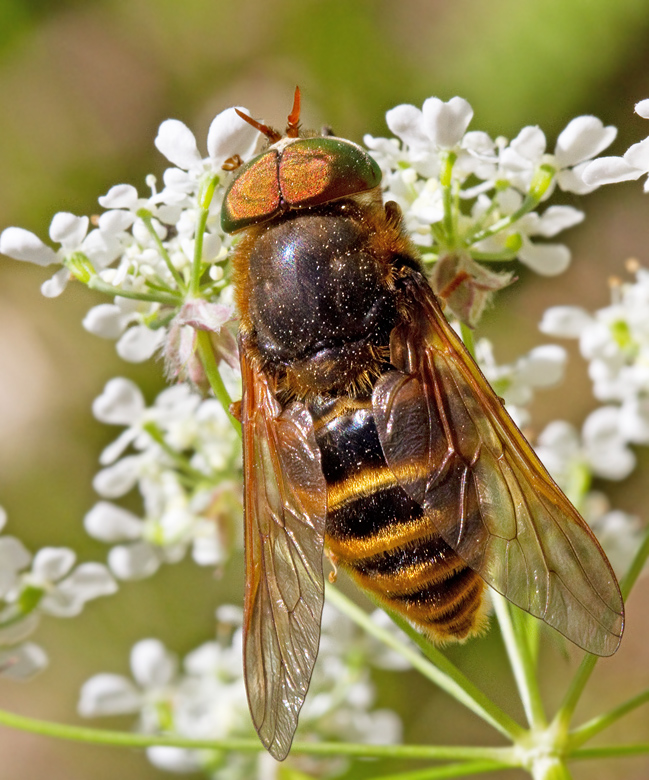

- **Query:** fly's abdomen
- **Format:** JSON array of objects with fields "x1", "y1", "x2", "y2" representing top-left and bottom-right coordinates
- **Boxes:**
[{"x1": 312, "y1": 397, "x2": 487, "y2": 642}]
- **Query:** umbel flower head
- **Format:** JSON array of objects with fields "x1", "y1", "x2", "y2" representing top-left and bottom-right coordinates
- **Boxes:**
[{"x1": 2, "y1": 90, "x2": 649, "y2": 780}]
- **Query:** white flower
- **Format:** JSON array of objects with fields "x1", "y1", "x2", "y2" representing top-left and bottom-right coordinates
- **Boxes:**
[
  {"x1": 155, "y1": 107, "x2": 260, "y2": 188},
  {"x1": 0, "y1": 642, "x2": 48, "y2": 680},
  {"x1": 0, "y1": 535, "x2": 32, "y2": 599},
  {"x1": 552, "y1": 116, "x2": 617, "y2": 193},
  {"x1": 422, "y1": 96, "x2": 474, "y2": 149},
  {"x1": 24, "y1": 547, "x2": 117, "y2": 618},
  {"x1": 540, "y1": 269, "x2": 649, "y2": 406},
  {"x1": 1, "y1": 212, "x2": 121, "y2": 297},
  {"x1": 582, "y1": 100, "x2": 649, "y2": 192},
  {"x1": 79, "y1": 638, "x2": 177, "y2": 719}
]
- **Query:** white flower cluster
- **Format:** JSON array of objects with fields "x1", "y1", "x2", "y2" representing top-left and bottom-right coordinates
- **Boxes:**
[
  {"x1": 365, "y1": 96, "x2": 614, "y2": 275},
  {"x1": 528, "y1": 263, "x2": 649, "y2": 575},
  {"x1": 0, "y1": 506, "x2": 116, "y2": 679},
  {"x1": 540, "y1": 263, "x2": 649, "y2": 471},
  {"x1": 78, "y1": 604, "x2": 406, "y2": 779},
  {"x1": 85, "y1": 378, "x2": 241, "y2": 580},
  {"x1": 0, "y1": 106, "x2": 258, "y2": 369}
]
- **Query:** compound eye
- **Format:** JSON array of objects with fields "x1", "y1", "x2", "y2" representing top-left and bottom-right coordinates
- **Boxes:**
[
  {"x1": 221, "y1": 150, "x2": 281, "y2": 233},
  {"x1": 279, "y1": 138, "x2": 382, "y2": 208}
]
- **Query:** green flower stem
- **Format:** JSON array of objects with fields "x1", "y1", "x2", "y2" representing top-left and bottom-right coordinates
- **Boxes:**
[
  {"x1": 0, "y1": 707, "x2": 515, "y2": 763},
  {"x1": 531, "y1": 757, "x2": 573, "y2": 780},
  {"x1": 620, "y1": 526, "x2": 649, "y2": 600},
  {"x1": 195, "y1": 329, "x2": 241, "y2": 437},
  {"x1": 137, "y1": 210, "x2": 186, "y2": 291},
  {"x1": 571, "y1": 744, "x2": 649, "y2": 760},
  {"x1": 190, "y1": 174, "x2": 219, "y2": 297},
  {"x1": 568, "y1": 688, "x2": 649, "y2": 749},
  {"x1": 369, "y1": 760, "x2": 512, "y2": 780},
  {"x1": 554, "y1": 524, "x2": 649, "y2": 737},
  {"x1": 440, "y1": 151, "x2": 458, "y2": 247},
  {"x1": 142, "y1": 422, "x2": 209, "y2": 482},
  {"x1": 466, "y1": 165, "x2": 554, "y2": 247},
  {"x1": 491, "y1": 592, "x2": 546, "y2": 730},
  {"x1": 326, "y1": 586, "x2": 525, "y2": 742},
  {"x1": 552, "y1": 654, "x2": 597, "y2": 740},
  {"x1": 459, "y1": 322, "x2": 476, "y2": 359},
  {"x1": 469, "y1": 250, "x2": 518, "y2": 262},
  {"x1": 87, "y1": 277, "x2": 181, "y2": 307}
]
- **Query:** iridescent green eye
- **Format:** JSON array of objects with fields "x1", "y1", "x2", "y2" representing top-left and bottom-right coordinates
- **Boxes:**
[{"x1": 221, "y1": 138, "x2": 382, "y2": 234}]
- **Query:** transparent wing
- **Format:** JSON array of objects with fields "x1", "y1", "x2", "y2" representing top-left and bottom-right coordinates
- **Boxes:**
[
  {"x1": 240, "y1": 350, "x2": 328, "y2": 759},
  {"x1": 373, "y1": 272, "x2": 624, "y2": 656}
]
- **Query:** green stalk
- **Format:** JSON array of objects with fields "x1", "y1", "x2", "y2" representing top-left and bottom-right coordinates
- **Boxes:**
[
  {"x1": 194, "y1": 329, "x2": 241, "y2": 436},
  {"x1": 620, "y1": 526, "x2": 649, "y2": 600},
  {"x1": 440, "y1": 151, "x2": 458, "y2": 247},
  {"x1": 570, "y1": 744, "x2": 649, "y2": 761},
  {"x1": 467, "y1": 165, "x2": 554, "y2": 247},
  {"x1": 491, "y1": 592, "x2": 546, "y2": 730},
  {"x1": 0, "y1": 707, "x2": 515, "y2": 762},
  {"x1": 190, "y1": 174, "x2": 219, "y2": 297},
  {"x1": 137, "y1": 210, "x2": 186, "y2": 291},
  {"x1": 459, "y1": 322, "x2": 476, "y2": 358},
  {"x1": 326, "y1": 586, "x2": 525, "y2": 742},
  {"x1": 554, "y1": 524, "x2": 649, "y2": 737},
  {"x1": 568, "y1": 688, "x2": 649, "y2": 748},
  {"x1": 142, "y1": 422, "x2": 210, "y2": 482},
  {"x1": 552, "y1": 654, "x2": 597, "y2": 739},
  {"x1": 88, "y1": 278, "x2": 181, "y2": 306},
  {"x1": 369, "y1": 760, "x2": 513, "y2": 780}
]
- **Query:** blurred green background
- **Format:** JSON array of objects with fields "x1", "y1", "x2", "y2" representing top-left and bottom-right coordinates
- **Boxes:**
[{"x1": 1, "y1": 0, "x2": 649, "y2": 778}]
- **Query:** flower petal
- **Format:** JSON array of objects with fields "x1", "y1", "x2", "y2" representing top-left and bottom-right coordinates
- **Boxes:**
[
  {"x1": 539, "y1": 306, "x2": 592, "y2": 338},
  {"x1": 49, "y1": 213, "x2": 89, "y2": 247},
  {"x1": 176, "y1": 300, "x2": 233, "y2": 332},
  {"x1": 155, "y1": 120, "x2": 202, "y2": 170},
  {"x1": 41, "y1": 268, "x2": 71, "y2": 298},
  {"x1": 83, "y1": 304, "x2": 133, "y2": 340},
  {"x1": 422, "y1": 96, "x2": 473, "y2": 149},
  {"x1": 519, "y1": 241, "x2": 571, "y2": 276},
  {"x1": 385, "y1": 104, "x2": 428, "y2": 148},
  {"x1": 146, "y1": 747, "x2": 200, "y2": 773},
  {"x1": 108, "y1": 542, "x2": 160, "y2": 580},
  {"x1": 98, "y1": 184, "x2": 139, "y2": 210},
  {"x1": 510, "y1": 126, "x2": 546, "y2": 161},
  {"x1": 206, "y1": 107, "x2": 259, "y2": 166},
  {"x1": 624, "y1": 137, "x2": 649, "y2": 172},
  {"x1": 635, "y1": 99, "x2": 649, "y2": 119},
  {"x1": 93, "y1": 455, "x2": 141, "y2": 498},
  {"x1": 93, "y1": 378, "x2": 145, "y2": 425},
  {"x1": 0, "y1": 643, "x2": 48, "y2": 680},
  {"x1": 54, "y1": 563, "x2": 118, "y2": 607},
  {"x1": 131, "y1": 638, "x2": 177, "y2": 688},
  {"x1": 517, "y1": 345, "x2": 567, "y2": 388},
  {"x1": 555, "y1": 116, "x2": 617, "y2": 167},
  {"x1": 78, "y1": 673, "x2": 142, "y2": 717},
  {"x1": 32, "y1": 547, "x2": 76, "y2": 582},
  {"x1": 533, "y1": 206, "x2": 584, "y2": 237},
  {"x1": 582, "y1": 156, "x2": 644, "y2": 186},
  {"x1": 0, "y1": 227, "x2": 58, "y2": 266},
  {"x1": 116, "y1": 325, "x2": 166, "y2": 363},
  {"x1": 85, "y1": 502, "x2": 143, "y2": 542}
]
